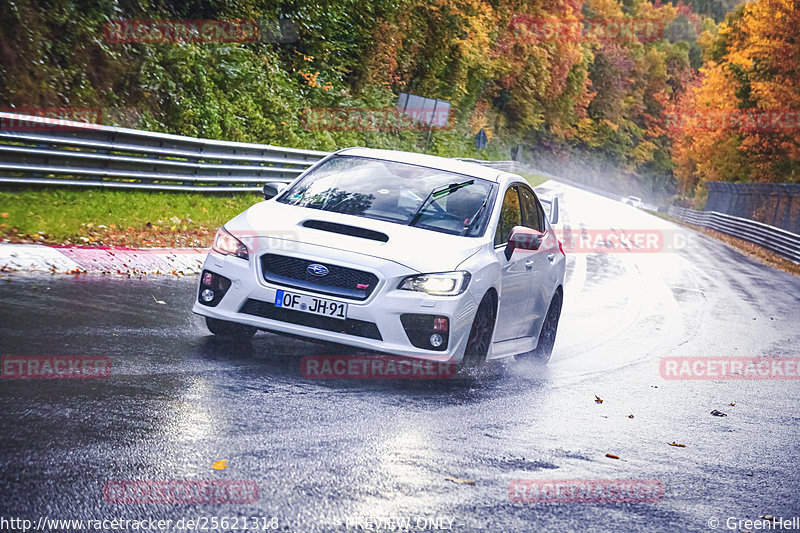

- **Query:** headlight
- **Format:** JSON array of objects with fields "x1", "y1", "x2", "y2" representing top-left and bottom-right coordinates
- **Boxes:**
[
  {"x1": 398, "y1": 271, "x2": 471, "y2": 296},
  {"x1": 212, "y1": 227, "x2": 249, "y2": 260}
]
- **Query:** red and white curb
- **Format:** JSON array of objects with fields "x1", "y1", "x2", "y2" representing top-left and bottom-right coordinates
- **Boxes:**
[{"x1": 0, "y1": 244, "x2": 207, "y2": 275}]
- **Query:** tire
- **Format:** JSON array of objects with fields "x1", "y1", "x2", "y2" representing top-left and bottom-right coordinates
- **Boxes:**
[
  {"x1": 205, "y1": 316, "x2": 257, "y2": 340},
  {"x1": 518, "y1": 289, "x2": 562, "y2": 363},
  {"x1": 461, "y1": 293, "x2": 497, "y2": 367}
]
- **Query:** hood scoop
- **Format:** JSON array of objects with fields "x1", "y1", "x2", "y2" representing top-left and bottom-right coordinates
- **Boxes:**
[{"x1": 302, "y1": 219, "x2": 389, "y2": 242}]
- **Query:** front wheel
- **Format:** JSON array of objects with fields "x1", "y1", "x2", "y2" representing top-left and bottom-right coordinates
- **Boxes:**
[
  {"x1": 518, "y1": 290, "x2": 562, "y2": 363},
  {"x1": 205, "y1": 317, "x2": 257, "y2": 340},
  {"x1": 461, "y1": 294, "x2": 497, "y2": 367}
]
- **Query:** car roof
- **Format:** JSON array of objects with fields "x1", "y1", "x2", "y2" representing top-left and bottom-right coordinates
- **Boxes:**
[{"x1": 336, "y1": 147, "x2": 505, "y2": 182}]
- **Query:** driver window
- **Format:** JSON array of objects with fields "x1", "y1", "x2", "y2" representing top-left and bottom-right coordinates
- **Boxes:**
[
  {"x1": 518, "y1": 186, "x2": 545, "y2": 232},
  {"x1": 495, "y1": 187, "x2": 522, "y2": 246}
]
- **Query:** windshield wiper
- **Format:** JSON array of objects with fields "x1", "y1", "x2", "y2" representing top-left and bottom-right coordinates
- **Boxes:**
[
  {"x1": 409, "y1": 179, "x2": 474, "y2": 227},
  {"x1": 464, "y1": 196, "x2": 489, "y2": 234}
]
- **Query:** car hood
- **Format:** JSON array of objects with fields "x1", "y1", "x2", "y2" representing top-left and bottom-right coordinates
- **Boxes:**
[{"x1": 224, "y1": 200, "x2": 484, "y2": 273}]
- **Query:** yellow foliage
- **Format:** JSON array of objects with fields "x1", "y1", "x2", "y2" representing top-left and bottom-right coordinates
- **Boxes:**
[{"x1": 670, "y1": 0, "x2": 800, "y2": 185}]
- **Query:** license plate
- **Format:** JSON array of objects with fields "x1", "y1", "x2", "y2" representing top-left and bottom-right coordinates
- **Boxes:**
[{"x1": 274, "y1": 289, "x2": 347, "y2": 320}]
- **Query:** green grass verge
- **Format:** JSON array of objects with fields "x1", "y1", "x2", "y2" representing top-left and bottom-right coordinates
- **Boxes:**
[
  {"x1": 1, "y1": 173, "x2": 553, "y2": 246},
  {"x1": 518, "y1": 172, "x2": 550, "y2": 187},
  {"x1": 0, "y1": 187, "x2": 261, "y2": 246}
]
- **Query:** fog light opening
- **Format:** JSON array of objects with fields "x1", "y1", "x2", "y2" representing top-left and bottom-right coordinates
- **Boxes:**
[
  {"x1": 430, "y1": 333, "x2": 443, "y2": 348},
  {"x1": 201, "y1": 288, "x2": 215, "y2": 302}
]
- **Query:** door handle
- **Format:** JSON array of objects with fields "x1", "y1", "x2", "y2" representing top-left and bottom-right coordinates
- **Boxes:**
[
  {"x1": 547, "y1": 254, "x2": 555, "y2": 262},
  {"x1": 525, "y1": 260, "x2": 534, "y2": 270}
]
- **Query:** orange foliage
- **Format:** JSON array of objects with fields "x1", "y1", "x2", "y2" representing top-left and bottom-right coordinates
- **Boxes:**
[{"x1": 671, "y1": 0, "x2": 800, "y2": 188}]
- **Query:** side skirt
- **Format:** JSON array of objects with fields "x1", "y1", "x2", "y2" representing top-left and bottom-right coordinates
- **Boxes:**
[{"x1": 487, "y1": 336, "x2": 537, "y2": 360}]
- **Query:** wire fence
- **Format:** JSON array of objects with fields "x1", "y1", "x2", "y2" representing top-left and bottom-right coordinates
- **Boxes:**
[{"x1": 705, "y1": 181, "x2": 800, "y2": 235}]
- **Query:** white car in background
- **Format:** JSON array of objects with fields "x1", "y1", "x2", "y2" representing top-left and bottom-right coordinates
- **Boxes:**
[
  {"x1": 193, "y1": 148, "x2": 566, "y2": 365},
  {"x1": 622, "y1": 195, "x2": 643, "y2": 208}
]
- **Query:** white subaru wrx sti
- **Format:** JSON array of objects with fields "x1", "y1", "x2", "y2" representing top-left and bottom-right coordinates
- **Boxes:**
[{"x1": 193, "y1": 148, "x2": 566, "y2": 365}]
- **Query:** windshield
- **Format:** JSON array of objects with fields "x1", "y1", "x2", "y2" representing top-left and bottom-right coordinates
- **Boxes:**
[{"x1": 277, "y1": 155, "x2": 495, "y2": 236}]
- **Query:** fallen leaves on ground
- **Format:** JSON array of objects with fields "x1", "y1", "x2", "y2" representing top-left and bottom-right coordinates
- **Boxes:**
[
  {"x1": 444, "y1": 476, "x2": 475, "y2": 485},
  {"x1": 595, "y1": 395, "x2": 603, "y2": 404},
  {"x1": 152, "y1": 295, "x2": 166, "y2": 305},
  {"x1": 211, "y1": 460, "x2": 228, "y2": 470},
  {"x1": 605, "y1": 453, "x2": 619, "y2": 459},
  {"x1": 2, "y1": 225, "x2": 213, "y2": 248},
  {"x1": 668, "y1": 441, "x2": 686, "y2": 448},
  {"x1": 673, "y1": 221, "x2": 800, "y2": 278}
]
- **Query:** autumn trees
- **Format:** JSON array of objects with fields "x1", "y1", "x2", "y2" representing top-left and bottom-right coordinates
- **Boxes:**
[
  {"x1": 669, "y1": 0, "x2": 800, "y2": 202},
  {"x1": 7, "y1": 0, "x2": 794, "y2": 201}
]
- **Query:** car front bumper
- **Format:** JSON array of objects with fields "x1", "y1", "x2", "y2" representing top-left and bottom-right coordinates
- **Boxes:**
[{"x1": 192, "y1": 249, "x2": 480, "y2": 363}]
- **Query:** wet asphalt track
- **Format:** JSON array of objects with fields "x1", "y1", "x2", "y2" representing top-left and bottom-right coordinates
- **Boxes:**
[{"x1": 1, "y1": 182, "x2": 799, "y2": 532}]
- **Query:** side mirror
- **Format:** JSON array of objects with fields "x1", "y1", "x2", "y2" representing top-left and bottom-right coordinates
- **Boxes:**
[
  {"x1": 539, "y1": 196, "x2": 559, "y2": 225},
  {"x1": 550, "y1": 196, "x2": 559, "y2": 225},
  {"x1": 262, "y1": 181, "x2": 288, "y2": 200},
  {"x1": 505, "y1": 226, "x2": 543, "y2": 260}
]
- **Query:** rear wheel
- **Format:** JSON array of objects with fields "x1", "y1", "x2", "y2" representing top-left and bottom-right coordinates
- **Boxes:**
[
  {"x1": 518, "y1": 290, "x2": 562, "y2": 363},
  {"x1": 461, "y1": 294, "x2": 497, "y2": 367},
  {"x1": 205, "y1": 317, "x2": 257, "y2": 340}
]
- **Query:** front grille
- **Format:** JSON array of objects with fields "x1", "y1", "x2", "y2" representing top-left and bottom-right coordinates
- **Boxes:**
[
  {"x1": 239, "y1": 298, "x2": 382, "y2": 340},
  {"x1": 260, "y1": 254, "x2": 379, "y2": 301}
]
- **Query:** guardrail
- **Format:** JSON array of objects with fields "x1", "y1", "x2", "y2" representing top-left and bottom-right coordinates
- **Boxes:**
[
  {"x1": 0, "y1": 112, "x2": 329, "y2": 192},
  {"x1": 668, "y1": 206, "x2": 800, "y2": 264},
  {"x1": 0, "y1": 117, "x2": 543, "y2": 194},
  {"x1": 455, "y1": 158, "x2": 523, "y2": 173}
]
